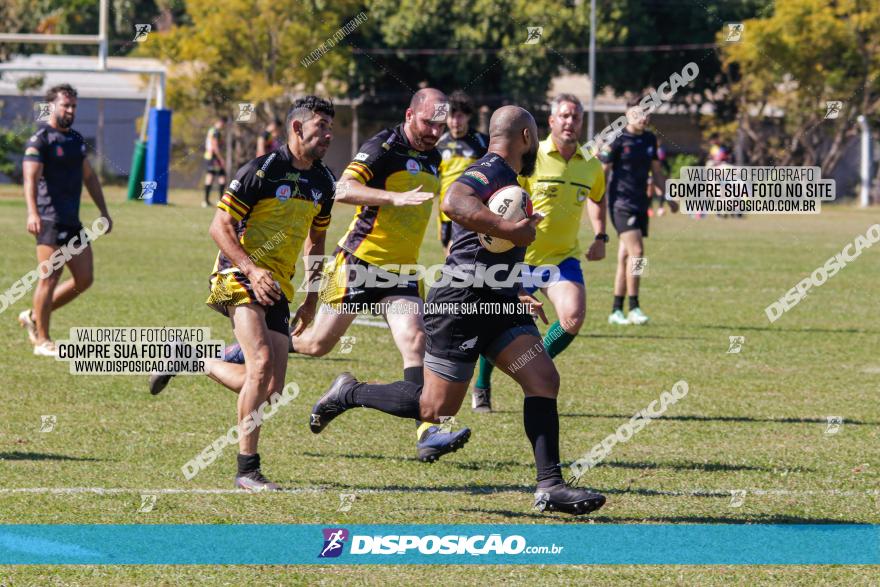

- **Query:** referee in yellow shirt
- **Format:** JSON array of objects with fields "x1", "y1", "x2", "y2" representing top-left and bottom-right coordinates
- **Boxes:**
[{"x1": 472, "y1": 94, "x2": 607, "y2": 412}]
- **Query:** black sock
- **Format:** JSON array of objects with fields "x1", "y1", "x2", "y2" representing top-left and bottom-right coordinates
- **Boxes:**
[
  {"x1": 523, "y1": 397, "x2": 564, "y2": 488},
  {"x1": 628, "y1": 295, "x2": 639, "y2": 311},
  {"x1": 403, "y1": 366, "x2": 424, "y2": 387},
  {"x1": 203, "y1": 184, "x2": 212, "y2": 203},
  {"x1": 403, "y1": 367, "x2": 424, "y2": 425},
  {"x1": 237, "y1": 453, "x2": 260, "y2": 476},
  {"x1": 218, "y1": 182, "x2": 226, "y2": 198},
  {"x1": 613, "y1": 295, "x2": 624, "y2": 312},
  {"x1": 346, "y1": 380, "x2": 422, "y2": 420}
]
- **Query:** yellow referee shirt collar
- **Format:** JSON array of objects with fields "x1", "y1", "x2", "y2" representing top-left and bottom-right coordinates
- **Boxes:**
[{"x1": 541, "y1": 135, "x2": 585, "y2": 160}]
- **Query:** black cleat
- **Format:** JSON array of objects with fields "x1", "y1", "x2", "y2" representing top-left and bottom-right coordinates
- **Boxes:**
[
  {"x1": 148, "y1": 372, "x2": 175, "y2": 395},
  {"x1": 417, "y1": 425, "x2": 471, "y2": 463},
  {"x1": 471, "y1": 386, "x2": 492, "y2": 413},
  {"x1": 533, "y1": 483, "x2": 606, "y2": 516},
  {"x1": 309, "y1": 372, "x2": 357, "y2": 434}
]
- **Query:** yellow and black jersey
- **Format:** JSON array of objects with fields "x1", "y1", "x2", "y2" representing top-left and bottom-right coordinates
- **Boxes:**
[
  {"x1": 340, "y1": 124, "x2": 440, "y2": 266},
  {"x1": 437, "y1": 130, "x2": 488, "y2": 222},
  {"x1": 204, "y1": 127, "x2": 223, "y2": 161},
  {"x1": 212, "y1": 145, "x2": 336, "y2": 300}
]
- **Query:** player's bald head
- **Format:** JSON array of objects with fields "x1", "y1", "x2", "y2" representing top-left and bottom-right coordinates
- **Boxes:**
[
  {"x1": 487, "y1": 105, "x2": 540, "y2": 177},
  {"x1": 409, "y1": 88, "x2": 447, "y2": 114},
  {"x1": 489, "y1": 105, "x2": 536, "y2": 142}
]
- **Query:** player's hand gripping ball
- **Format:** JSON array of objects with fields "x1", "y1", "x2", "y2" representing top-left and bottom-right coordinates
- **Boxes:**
[{"x1": 478, "y1": 185, "x2": 533, "y2": 253}]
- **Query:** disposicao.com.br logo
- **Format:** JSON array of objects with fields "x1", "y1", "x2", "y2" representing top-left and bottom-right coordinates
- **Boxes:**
[{"x1": 317, "y1": 528, "x2": 563, "y2": 558}]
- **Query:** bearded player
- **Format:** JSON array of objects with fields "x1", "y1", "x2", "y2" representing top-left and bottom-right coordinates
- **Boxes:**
[
  {"x1": 471, "y1": 94, "x2": 606, "y2": 412},
  {"x1": 308, "y1": 106, "x2": 607, "y2": 515}
]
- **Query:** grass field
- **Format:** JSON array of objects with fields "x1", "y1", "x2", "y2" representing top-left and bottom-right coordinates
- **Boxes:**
[{"x1": 0, "y1": 185, "x2": 878, "y2": 585}]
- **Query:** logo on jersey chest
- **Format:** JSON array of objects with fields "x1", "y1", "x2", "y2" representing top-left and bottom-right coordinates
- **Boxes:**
[
  {"x1": 276, "y1": 184, "x2": 292, "y2": 201},
  {"x1": 310, "y1": 188, "x2": 323, "y2": 208},
  {"x1": 55, "y1": 145, "x2": 64, "y2": 157},
  {"x1": 405, "y1": 159, "x2": 420, "y2": 174}
]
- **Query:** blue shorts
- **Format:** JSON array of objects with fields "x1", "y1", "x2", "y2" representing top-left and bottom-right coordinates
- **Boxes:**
[{"x1": 523, "y1": 256, "x2": 584, "y2": 294}]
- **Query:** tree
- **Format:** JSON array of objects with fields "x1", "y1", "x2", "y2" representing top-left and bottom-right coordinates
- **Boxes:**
[
  {"x1": 718, "y1": 0, "x2": 880, "y2": 180},
  {"x1": 139, "y1": 0, "x2": 363, "y2": 164}
]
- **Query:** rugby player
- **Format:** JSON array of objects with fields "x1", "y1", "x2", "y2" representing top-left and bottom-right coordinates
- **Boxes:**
[
  {"x1": 284, "y1": 88, "x2": 472, "y2": 462},
  {"x1": 436, "y1": 91, "x2": 488, "y2": 255},
  {"x1": 19, "y1": 83, "x2": 113, "y2": 357},
  {"x1": 202, "y1": 115, "x2": 228, "y2": 207},
  {"x1": 256, "y1": 119, "x2": 282, "y2": 157},
  {"x1": 471, "y1": 94, "x2": 607, "y2": 412},
  {"x1": 309, "y1": 106, "x2": 607, "y2": 515},
  {"x1": 150, "y1": 96, "x2": 337, "y2": 491},
  {"x1": 601, "y1": 98, "x2": 667, "y2": 325}
]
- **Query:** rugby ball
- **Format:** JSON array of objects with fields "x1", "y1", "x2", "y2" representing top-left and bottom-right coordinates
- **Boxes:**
[{"x1": 478, "y1": 185, "x2": 533, "y2": 253}]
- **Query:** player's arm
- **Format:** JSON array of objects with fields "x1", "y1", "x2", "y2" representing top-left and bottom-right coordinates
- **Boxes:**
[
  {"x1": 210, "y1": 132, "x2": 224, "y2": 168},
  {"x1": 651, "y1": 158, "x2": 678, "y2": 212},
  {"x1": 210, "y1": 165, "x2": 279, "y2": 305},
  {"x1": 335, "y1": 136, "x2": 433, "y2": 207},
  {"x1": 22, "y1": 133, "x2": 46, "y2": 235},
  {"x1": 291, "y1": 225, "x2": 326, "y2": 336},
  {"x1": 335, "y1": 174, "x2": 433, "y2": 207},
  {"x1": 82, "y1": 158, "x2": 113, "y2": 233},
  {"x1": 292, "y1": 183, "x2": 333, "y2": 335},
  {"x1": 585, "y1": 170, "x2": 607, "y2": 261},
  {"x1": 441, "y1": 181, "x2": 541, "y2": 247},
  {"x1": 22, "y1": 160, "x2": 43, "y2": 235}
]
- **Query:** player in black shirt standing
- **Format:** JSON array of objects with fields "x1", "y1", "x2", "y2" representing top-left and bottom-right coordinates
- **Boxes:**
[
  {"x1": 601, "y1": 98, "x2": 667, "y2": 325},
  {"x1": 308, "y1": 106, "x2": 606, "y2": 515},
  {"x1": 20, "y1": 84, "x2": 112, "y2": 356}
]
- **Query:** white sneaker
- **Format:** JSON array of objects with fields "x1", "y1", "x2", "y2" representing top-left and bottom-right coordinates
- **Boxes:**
[
  {"x1": 608, "y1": 310, "x2": 630, "y2": 325},
  {"x1": 34, "y1": 340, "x2": 58, "y2": 357},
  {"x1": 18, "y1": 310, "x2": 38, "y2": 344},
  {"x1": 627, "y1": 308, "x2": 650, "y2": 325}
]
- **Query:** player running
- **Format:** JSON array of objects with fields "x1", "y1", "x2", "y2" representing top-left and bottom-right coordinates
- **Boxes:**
[
  {"x1": 309, "y1": 106, "x2": 607, "y2": 515},
  {"x1": 256, "y1": 119, "x2": 282, "y2": 157},
  {"x1": 202, "y1": 115, "x2": 228, "y2": 208},
  {"x1": 471, "y1": 94, "x2": 607, "y2": 412},
  {"x1": 436, "y1": 91, "x2": 488, "y2": 255},
  {"x1": 150, "y1": 96, "x2": 337, "y2": 491},
  {"x1": 601, "y1": 98, "x2": 667, "y2": 326},
  {"x1": 282, "y1": 88, "x2": 471, "y2": 462},
  {"x1": 19, "y1": 83, "x2": 113, "y2": 357}
]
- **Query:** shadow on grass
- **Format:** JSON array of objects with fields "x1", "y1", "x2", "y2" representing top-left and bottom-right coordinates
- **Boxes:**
[
  {"x1": 302, "y1": 451, "x2": 795, "y2": 474},
  {"x1": 488, "y1": 411, "x2": 874, "y2": 426},
  {"x1": 697, "y1": 323, "x2": 875, "y2": 335},
  {"x1": 460, "y1": 508, "x2": 865, "y2": 524},
  {"x1": 593, "y1": 460, "x2": 794, "y2": 473},
  {"x1": 0, "y1": 451, "x2": 102, "y2": 462}
]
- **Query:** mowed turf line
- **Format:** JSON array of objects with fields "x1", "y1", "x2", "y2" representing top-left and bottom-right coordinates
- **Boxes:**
[{"x1": 0, "y1": 186, "x2": 877, "y2": 584}]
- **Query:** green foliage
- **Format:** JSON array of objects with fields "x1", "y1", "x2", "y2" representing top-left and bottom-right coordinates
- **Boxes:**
[
  {"x1": 718, "y1": 0, "x2": 880, "y2": 170},
  {"x1": 0, "y1": 103, "x2": 32, "y2": 183},
  {"x1": 668, "y1": 153, "x2": 701, "y2": 179}
]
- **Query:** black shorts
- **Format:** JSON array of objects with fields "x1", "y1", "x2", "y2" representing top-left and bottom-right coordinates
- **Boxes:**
[
  {"x1": 206, "y1": 272, "x2": 290, "y2": 336},
  {"x1": 204, "y1": 157, "x2": 225, "y2": 175},
  {"x1": 612, "y1": 208, "x2": 649, "y2": 237},
  {"x1": 37, "y1": 220, "x2": 85, "y2": 247},
  {"x1": 319, "y1": 247, "x2": 422, "y2": 308},
  {"x1": 438, "y1": 220, "x2": 453, "y2": 248},
  {"x1": 423, "y1": 286, "x2": 540, "y2": 381}
]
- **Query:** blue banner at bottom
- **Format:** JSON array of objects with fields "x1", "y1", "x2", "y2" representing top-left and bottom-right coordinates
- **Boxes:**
[{"x1": 0, "y1": 524, "x2": 877, "y2": 565}]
